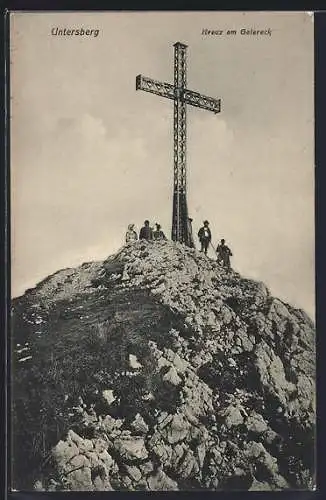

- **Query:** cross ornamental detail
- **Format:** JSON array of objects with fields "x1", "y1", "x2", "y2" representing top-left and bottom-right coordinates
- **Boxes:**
[{"x1": 136, "y1": 42, "x2": 221, "y2": 246}]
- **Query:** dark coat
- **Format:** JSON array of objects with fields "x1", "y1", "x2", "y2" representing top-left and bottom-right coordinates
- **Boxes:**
[
  {"x1": 139, "y1": 225, "x2": 153, "y2": 240},
  {"x1": 216, "y1": 244, "x2": 232, "y2": 266},
  {"x1": 198, "y1": 226, "x2": 212, "y2": 241},
  {"x1": 153, "y1": 230, "x2": 167, "y2": 240}
]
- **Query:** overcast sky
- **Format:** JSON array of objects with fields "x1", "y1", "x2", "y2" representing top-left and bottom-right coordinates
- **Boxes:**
[{"x1": 10, "y1": 11, "x2": 314, "y2": 318}]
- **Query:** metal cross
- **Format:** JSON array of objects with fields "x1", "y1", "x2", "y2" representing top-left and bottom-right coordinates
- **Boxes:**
[{"x1": 136, "y1": 42, "x2": 221, "y2": 246}]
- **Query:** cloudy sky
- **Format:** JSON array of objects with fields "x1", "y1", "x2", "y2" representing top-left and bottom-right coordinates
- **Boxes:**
[{"x1": 10, "y1": 12, "x2": 314, "y2": 318}]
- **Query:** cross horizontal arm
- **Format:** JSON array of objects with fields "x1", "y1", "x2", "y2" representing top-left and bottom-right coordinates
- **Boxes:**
[
  {"x1": 136, "y1": 75, "x2": 221, "y2": 114},
  {"x1": 183, "y1": 89, "x2": 221, "y2": 114},
  {"x1": 136, "y1": 75, "x2": 175, "y2": 100}
]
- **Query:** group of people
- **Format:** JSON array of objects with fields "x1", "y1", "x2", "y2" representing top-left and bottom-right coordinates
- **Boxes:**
[
  {"x1": 125, "y1": 220, "x2": 167, "y2": 243},
  {"x1": 125, "y1": 219, "x2": 233, "y2": 270},
  {"x1": 197, "y1": 220, "x2": 233, "y2": 269}
]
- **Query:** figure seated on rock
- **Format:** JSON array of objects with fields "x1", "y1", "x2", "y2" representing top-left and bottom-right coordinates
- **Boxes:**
[
  {"x1": 125, "y1": 224, "x2": 138, "y2": 243},
  {"x1": 139, "y1": 220, "x2": 154, "y2": 241},
  {"x1": 153, "y1": 223, "x2": 167, "y2": 241}
]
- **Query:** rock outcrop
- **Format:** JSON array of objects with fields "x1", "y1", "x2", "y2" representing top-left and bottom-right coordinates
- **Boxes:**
[{"x1": 12, "y1": 240, "x2": 315, "y2": 491}]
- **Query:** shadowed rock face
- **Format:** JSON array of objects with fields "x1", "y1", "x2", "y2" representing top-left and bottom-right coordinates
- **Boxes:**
[{"x1": 11, "y1": 240, "x2": 315, "y2": 491}]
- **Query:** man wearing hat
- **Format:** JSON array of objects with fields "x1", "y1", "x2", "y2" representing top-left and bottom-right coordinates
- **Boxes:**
[
  {"x1": 216, "y1": 238, "x2": 233, "y2": 270},
  {"x1": 198, "y1": 220, "x2": 211, "y2": 255}
]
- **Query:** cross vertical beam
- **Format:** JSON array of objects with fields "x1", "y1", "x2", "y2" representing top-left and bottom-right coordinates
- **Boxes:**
[{"x1": 172, "y1": 42, "x2": 189, "y2": 244}]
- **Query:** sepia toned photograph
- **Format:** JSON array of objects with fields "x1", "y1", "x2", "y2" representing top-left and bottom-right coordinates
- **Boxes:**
[{"x1": 10, "y1": 11, "x2": 315, "y2": 491}]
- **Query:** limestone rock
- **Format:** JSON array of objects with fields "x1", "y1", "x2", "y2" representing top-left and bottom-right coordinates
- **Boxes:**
[
  {"x1": 113, "y1": 436, "x2": 148, "y2": 461},
  {"x1": 162, "y1": 414, "x2": 190, "y2": 444},
  {"x1": 101, "y1": 414, "x2": 124, "y2": 433},
  {"x1": 163, "y1": 366, "x2": 182, "y2": 386},
  {"x1": 68, "y1": 430, "x2": 93, "y2": 453},
  {"x1": 177, "y1": 449, "x2": 199, "y2": 478},
  {"x1": 12, "y1": 240, "x2": 315, "y2": 492},
  {"x1": 130, "y1": 413, "x2": 149, "y2": 434},
  {"x1": 102, "y1": 389, "x2": 116, "y2": 405},
  {"x1": 129, "y1": 354, "x2": 143, "y2": 370},
  {"x1": 147, "y1": 469, "x2": 178, "y2": 490},
  {"x1": 53, "y1": 439, "x2": 79, "y2": 465},
  {"x1": 93, "y1": 476, "x2": 113, "y2": 491},
  {"x1": 220, "y1": 405, "x2": 244, "y2": 428},
  {"x1": 125, "y1": 465, "x2": 142, "y2": 482},
  {"x1": 246, "y1": 412, "x2": 268, "y2": 433},
  {"x1": 249, "y1": 479, "x2": 273, "y2": 491}
]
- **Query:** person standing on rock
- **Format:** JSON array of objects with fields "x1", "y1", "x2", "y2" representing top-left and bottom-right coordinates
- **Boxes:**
[
  {"x1": 139, "y1": 220, "x2": 153, "y2": 241},
  {"x1": 125, "y1": 223, "x2": 138, "y2": 243},
  {"x1": 198, "y1": 220, "x2": 211, "y2": 255},
  {"x1": 216, "y1": 239, "x2": 233, "y2": 269},
  {"x1": 187, "y1": 217, "x2": 195, "y2": 248},
  {"x1": 153, "y1": 223, "x2": 167, "y2": 241}
]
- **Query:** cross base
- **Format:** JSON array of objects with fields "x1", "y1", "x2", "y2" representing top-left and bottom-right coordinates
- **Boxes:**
[{"x1": 172, "y1": 192, "x2": 194, "y2": 248}]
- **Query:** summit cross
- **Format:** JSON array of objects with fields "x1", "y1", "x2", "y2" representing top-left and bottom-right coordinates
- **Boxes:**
[{"x1": 136, "y1": 42, "x2": 221, "y2": 247}]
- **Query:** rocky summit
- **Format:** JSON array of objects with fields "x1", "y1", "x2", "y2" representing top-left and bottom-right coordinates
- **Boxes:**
[{"x1": 12, "y1": 240, "x2": 315, "y2": 491}]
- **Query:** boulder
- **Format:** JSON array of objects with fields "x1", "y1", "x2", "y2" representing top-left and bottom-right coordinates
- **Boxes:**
[
  {"x1": 220, "y1": 405, "x2": 244, "y2": 428},
  {"x1": 130, "y1": 413, "x2": 149, "y2": 434},
  {"x1": 147, "y1": 470, "x2": 178, "y2": 490},
  {"x1": 102, "y1": 389, "x2": 116, "y2": 405},
  {"x1": 163, "y1": 366, "x2": 182, "y2": 386},
  {"x1": 162, "y1": 414, "x2": 190, "y2": 444},
  {"x1": 113, "y1": 436, "x2": 148, "y2": 461}
]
